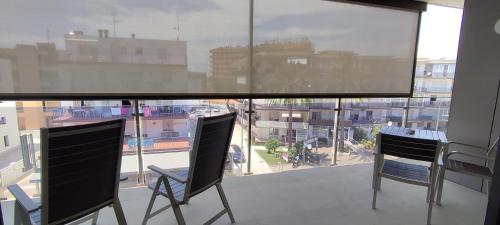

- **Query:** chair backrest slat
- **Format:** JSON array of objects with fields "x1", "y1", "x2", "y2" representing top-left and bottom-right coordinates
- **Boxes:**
[
  {"x1": 41, "y1": 119, "x2": 125, "y2": 225},
  {"x1": 186, "y1": 113, "x2": 236, "y2": 198},
  {"x1": 380, "y1": 133, "x2": 439, "y2": 162}
]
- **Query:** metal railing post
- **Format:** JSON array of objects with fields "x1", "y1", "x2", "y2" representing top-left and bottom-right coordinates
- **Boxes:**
[
  {"x1": 332, "y1": 98, "x2": 341, "y2": 166},
  {"x1": 245, "y1": 0, "x2": 254, "y2": 175},
  {"x1": 403, "y1": 97, "x2": 411, "y2": 128},
  {"x1": 245, "y1": 99, "x2": 253, "y2": 175},
  {"x1": 134, "y1": 99, "x2": 145, "y2": 184}
]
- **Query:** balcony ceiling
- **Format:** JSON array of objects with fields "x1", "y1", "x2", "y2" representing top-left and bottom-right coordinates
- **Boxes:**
[{"x1": 422, "y1": 0, "x2": 463, "y2": 8}]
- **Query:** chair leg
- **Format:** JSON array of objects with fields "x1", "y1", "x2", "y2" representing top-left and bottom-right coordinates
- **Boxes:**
[
  {"x1": 91, "y1": 211, "x2": 99, "y2": 225},
  {"x1": 377, "y1": 174, "x2": 382, "y2": 191},
  {"x1": 485, "y1": 179, "x2": 492, "y2": 194},
  {"x1": 13, "y1": 202, "x2": 24, "y2": 225},
  {"x1": 377, "y1": 156, "x2": 383, "y2": 191},
  {"x1": 372, "y1": 155, "x2": 382, "y2": 191},
  {"x1": 372, "y1": 156, "x2": 378, "y2": 190},
  {"x1": 372, "y1": 173, "x2": 379, "y2": 209},
  {"x1": 427, "y1": 167, "x2": 438, "y2": 225},
  {"x1": 171, "y1": 203, "x2": 186, "y2": 225},
  {"x1": 216, "y1": 183, "x2": 236, "y2": 223},
  {"x1": 113, "y1": 198, "x2": 128, "y2": 225},
  {"x1": 161, "y1": 177, "x2": 186, "y2": 225},
  {"x1": 426, "y1": 185, "x2": 431, "y2": 203},
  {"x1": 142, "y1": 178, "x2": 162, "y2": 225},
  {"x1": 436, "y1": 167, "x2": 446, "y2": 206}
]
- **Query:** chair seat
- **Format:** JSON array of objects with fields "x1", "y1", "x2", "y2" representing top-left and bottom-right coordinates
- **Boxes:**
[
  {"x1": 148, "y1": 169, "x2": 189, "y2": 204},
  {"x1": 381, "y1": 160, "x2": 430, "y2": 186},
  {"x1": 446, "y1": 159, "x2": 492, "y2": 179}
]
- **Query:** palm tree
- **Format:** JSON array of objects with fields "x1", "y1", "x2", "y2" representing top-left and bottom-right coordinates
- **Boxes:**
[{"x1": 268, "y1": 98, "x2": 311, "y2": 151}]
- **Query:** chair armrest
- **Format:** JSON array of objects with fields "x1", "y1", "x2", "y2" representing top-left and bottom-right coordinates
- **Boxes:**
[
  {"x1": 447, "y1": 141, "x2": 489, "y2": 151},
  {"x1": 445, "y1": 151, "x2": 491, "y2": 161},
  {"x1": 7, "y1": 185, "x2": 41, "y2": 213},
  {"x1": 148, "y1": 165, "x2": 187, "y2": 183}
]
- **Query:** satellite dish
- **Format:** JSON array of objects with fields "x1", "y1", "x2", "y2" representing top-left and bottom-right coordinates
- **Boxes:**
[{"x1": 495, "y1": 19, "x2": 500, "y2": 35}]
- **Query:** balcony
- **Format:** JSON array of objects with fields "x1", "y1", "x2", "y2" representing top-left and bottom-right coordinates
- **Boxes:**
[
  {"x1": 0, "y1": 164, "x2": 486, "y2": 225},
  {"x1": 309, "y1": 103, "x2": 337, "y2": 109},
  {"x1": 255, "y1": 103, "x2": 310, "y2": 111},
  {"x1": 255, "y1": 120, "x2": 308, "y2": 129},
  {"x1": 309, "y1": 118, "x2": 335, "y2": 126}
]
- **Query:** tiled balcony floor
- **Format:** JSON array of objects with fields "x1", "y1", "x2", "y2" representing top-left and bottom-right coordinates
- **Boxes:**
[{"x1": 1, "y1": 163, "x2": 487, "y2": 225}]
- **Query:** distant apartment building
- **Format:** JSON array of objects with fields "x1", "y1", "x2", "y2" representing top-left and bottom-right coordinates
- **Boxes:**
[
  {"x1": 0, "y1": 30, "x2": 192, "y2": 95},
  {"x1": 414, "y1": 59, "x2": 455, "y2": 98},
  {"x1": 63, "y1": 30, "x2": 187, "y2": 65},
  {"x1": 244, "y1": 43, "x2": 455, "y2": 145},
  {"x1": 0, "y1": 31, "x2": 205, "y2": 134},
  {"x1": 0, "y1": 101, "x2": 21, "y2": 153},
  {"x1": 253, "y1": 99, "x2": 311, "y2": 144},
  {"x1": 15, "y1": 101, "x2": 61, "y2": 131},
  {"x1": 209, "y1": 38, "x2": 409, "y2": 94},
  {"x1": 209, "y1": 46, "x2": 248, "y2": 92},
  {"x1": 407, "y1": 59, "x2": 455, "y2": 130}
]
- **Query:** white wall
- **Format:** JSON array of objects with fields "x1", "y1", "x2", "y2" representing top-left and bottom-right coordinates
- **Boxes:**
[
  {"x1": 0, "y1": 101, "x2": 21, "y2": 153},
  {"x1": 447, "y1": 0, "x2": 500, "y2": 191}
]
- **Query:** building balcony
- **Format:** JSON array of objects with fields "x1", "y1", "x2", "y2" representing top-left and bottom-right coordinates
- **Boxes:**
[
  {"x1": 255, "y1": 104, "x2": 309, "y2": 111},
  {"x1": 309, "y1": 103, "x2": 337, "y2": 109},
  {"x1": 309, "y1": 119, "x2": 335, "y2": 126},
  {"x1": 255, "y1": 120, "x2": 308, "y2": 129}
]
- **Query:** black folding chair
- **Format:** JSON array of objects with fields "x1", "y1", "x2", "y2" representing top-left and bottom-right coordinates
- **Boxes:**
[
  {"x1": 8, "y1": 119, "x2": 128, "y2": 225},
  {"x1": 372, "y1": 132, "x2": 444, "y2": 225},
  {"x1": 142, "y1": 112, "x2": 237, "y2": 225}
]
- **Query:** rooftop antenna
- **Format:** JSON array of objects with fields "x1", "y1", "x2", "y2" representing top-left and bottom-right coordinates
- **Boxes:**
[
  {"x1": 173, "y1": 13, "x2": 183, "y2": 41},
  {"x1": 111, "y1": 12, "x2": 122, "y2": 37},
  {"x1": 45, "y1": 28, "x2": 51, "y2": 43}
]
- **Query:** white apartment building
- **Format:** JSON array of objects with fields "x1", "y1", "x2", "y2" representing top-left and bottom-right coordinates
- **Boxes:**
[
  {"x1": 63, "y1": 30, "x2": 187, "y2": 65},
  {"x1": 254, "y1": 59, "x2": 456, "y2": 145},
  {"x1": 0, "y1": 101, "x2": 21, "y2": 153}
]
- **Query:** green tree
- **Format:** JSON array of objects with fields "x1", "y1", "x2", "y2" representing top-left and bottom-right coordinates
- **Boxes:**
[
  {"x1": 361, "y1": 139, "x2": 376, "y2": 150},
  {"x1": 353, "y1": 127, "x2": 367, "y2": 142},
  {"x1": 265, "y1": 138, "x2": 281, "y2": 154},
  {"x1": 268, "y1": 98, "x2": 311, "y2": 152},
  {"x1": 370, "y1": 125, "x2": 382, "y2": 139}
]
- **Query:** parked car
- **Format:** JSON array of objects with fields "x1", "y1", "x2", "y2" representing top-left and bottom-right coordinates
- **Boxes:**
[{"x1": 230, "y1": 145, "x2": 245, "y2": 163}]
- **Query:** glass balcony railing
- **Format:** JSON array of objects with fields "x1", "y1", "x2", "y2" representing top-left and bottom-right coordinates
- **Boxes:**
[{"x1": 0, "y1": 96, "x2": 452, "y2": 198}]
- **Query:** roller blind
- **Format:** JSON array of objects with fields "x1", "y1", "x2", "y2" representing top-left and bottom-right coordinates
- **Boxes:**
[{"x1": 0, "y1": 0, "x2": 424, "y2": 98}]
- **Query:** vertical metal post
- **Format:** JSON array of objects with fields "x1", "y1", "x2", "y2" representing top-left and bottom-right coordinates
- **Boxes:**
[
  {"x1": 245, "y1": 0, "x2": 254, "y2": 175},
  {"x1": 435, "y1": 101, "x2": 441, "y2": 131},
  {"x1": 332, "y1": 98, "x2": 341, "y2": 166},
  {"x1": 403, "y1": 97, "x2": 411, "y2": 128},
  {"x1": 246, "y1": 99, "x2": 253, "y2": 175},
  {"x1": 134, "y1": 99, "x2": 145, "y2": 184},
  {"x1": 240, "y1": 103, "x2": 245, "y2": 175},
  {"x1": 29, "y1": 134, "x2": 36, "y2": 169}
]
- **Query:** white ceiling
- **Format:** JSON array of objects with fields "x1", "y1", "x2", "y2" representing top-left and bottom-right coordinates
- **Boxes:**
[{"x1": 422, "y1": 0, "x2": 464, "y2": 9}]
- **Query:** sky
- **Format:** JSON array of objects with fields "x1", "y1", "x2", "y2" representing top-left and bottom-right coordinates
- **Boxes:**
[
  {"x1": 0, "y1": 1, "x2": 463, "y2": 72},
  {"x1": 418, "y1": 5, "x2": 463, "y2": 60}
]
